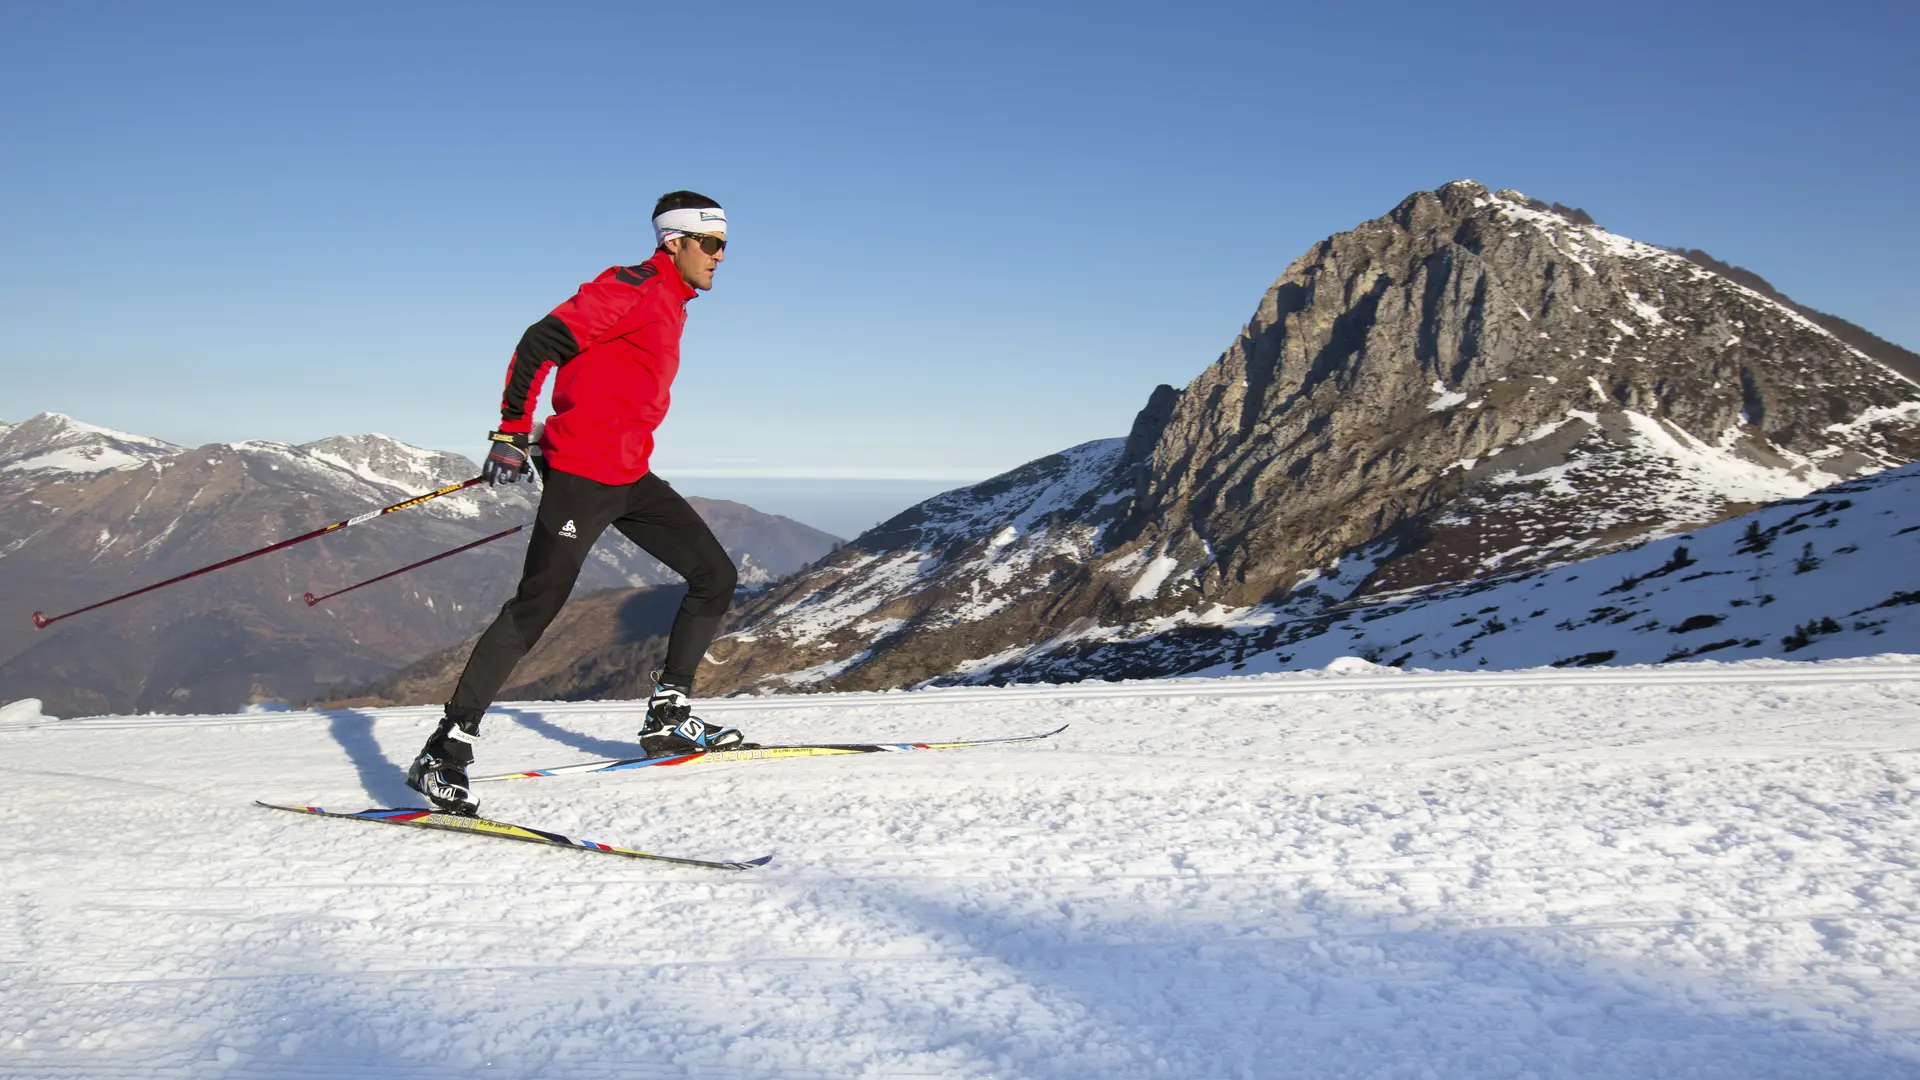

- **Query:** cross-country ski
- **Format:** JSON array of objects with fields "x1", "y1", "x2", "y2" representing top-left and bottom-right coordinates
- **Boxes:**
[
  {"x1": 256, "y1": 801, "x2": 773, "y2": 870},
  {"x1": 471, "y1": 723, "x2": 1069, "y2": 782}
]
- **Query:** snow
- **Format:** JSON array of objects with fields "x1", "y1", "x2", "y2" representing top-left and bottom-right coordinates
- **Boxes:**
[
  {"x1": 1127, "y1": 551, "x2": 1181, "y2": 600},
  {"x1": 1615, "y1": 410, "x2": 1817, "y2": 504},
  {"x1": 0, "y1": 697, "x2": 51, "y2": 725},
  {"x1": 306, "y1": 437, "x2": 446, "y2": 492},
  {"x1": 762, "y1": 550, "x2": 937, "y2": 645},
  {"x1": 0, "y1": 444, "x2": 153, "y2": 474},
  {"x1": 1625, "y1": 291, "x2": 1667, "y2": 327},
  {"x1": 3, "y1": 659, "x2": 1919, "y2": 1077},
  {"x1": 1427, "y1": 379, "x2": 1469, "y2": 411},
  {"x1": 1826, "y1": 400, "x2": 1920, "y2": 436}
]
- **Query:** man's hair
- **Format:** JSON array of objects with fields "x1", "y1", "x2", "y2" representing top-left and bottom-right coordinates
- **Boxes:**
[{"x1": 653, "y1": 190, "x2": 722, "y2": 218}]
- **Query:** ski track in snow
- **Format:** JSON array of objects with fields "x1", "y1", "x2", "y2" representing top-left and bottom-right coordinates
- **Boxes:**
[{"x1": 3, "y1": 659, "x2": 1919, "y2": 1078}]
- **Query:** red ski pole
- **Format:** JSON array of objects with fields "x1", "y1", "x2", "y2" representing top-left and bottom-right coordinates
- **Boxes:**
[
  {"x1": 304, "y1": 522, "x2": 528, "y2": 606},
  {"x1": 31, "y1": 476, "x2": 486, "y2": 630}
]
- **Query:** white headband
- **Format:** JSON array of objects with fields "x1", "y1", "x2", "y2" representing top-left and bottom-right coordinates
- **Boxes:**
[{"x1": 653, "y1": 206, "x2": 727, "y2": 247}]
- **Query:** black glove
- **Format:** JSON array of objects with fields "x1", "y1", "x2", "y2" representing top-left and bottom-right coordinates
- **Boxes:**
[{"x1": 482, "y1": 430, "x2": 532, "y2": 485}]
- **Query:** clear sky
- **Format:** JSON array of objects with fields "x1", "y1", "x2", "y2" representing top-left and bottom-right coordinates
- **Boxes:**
[{"x1": 4, "y1": 0, "x2": 1916, "y2": 489}]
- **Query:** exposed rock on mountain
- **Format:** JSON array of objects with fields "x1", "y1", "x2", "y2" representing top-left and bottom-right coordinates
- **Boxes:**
[
  {"x1": 0, "y1": 417, "x2": 838, "y2": 715},
  {"x1": 679, "y1": 181, "x2": 1918, "y2": 693},
  {"x1": 1664, "y1": 248, "x2": 1920, "y2": 384}
]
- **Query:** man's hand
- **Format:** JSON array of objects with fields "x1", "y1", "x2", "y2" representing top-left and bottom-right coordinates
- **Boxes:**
[{"x1": 482, "y1": 430, "x2": 532, "y2": 485}]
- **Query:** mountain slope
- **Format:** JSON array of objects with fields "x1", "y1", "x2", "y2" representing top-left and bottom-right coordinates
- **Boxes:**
[
  {"x1": 979, "y1": 462, "x2": 1920, "y2": 682},
  {"x1": 0, "y1": 417, "x2": 838, "y2": 715},
  {"x1": 1667, "y1": 247, "x2": 1920, "y2": 383},
  {"x1": 685, "y1": 181, "x2": 1918, "y2": 694}
]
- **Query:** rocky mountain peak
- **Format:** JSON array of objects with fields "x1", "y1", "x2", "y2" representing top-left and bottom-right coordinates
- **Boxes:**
[
  {"x1": 686, "y1": 181, "x2": 1919, "y2": 696},
  {"x1": 1119, "y1": 180, "x2": 1916, "y2": 605}
]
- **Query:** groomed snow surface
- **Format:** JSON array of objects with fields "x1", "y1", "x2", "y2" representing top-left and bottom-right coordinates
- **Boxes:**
[{"x1": 5, "y1": 659, "x2": 1920, "y2": 1078}]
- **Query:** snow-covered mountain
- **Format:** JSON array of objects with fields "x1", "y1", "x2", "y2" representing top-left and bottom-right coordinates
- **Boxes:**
[
  {"x1": 0, "y1": 412, "x2": 183, "y2": 494},
  {"x1": 690, "y1": 182, "x2": 1918, "y2": 695},
  {"x1": 0, "y1": 419, "x2": 838, "y2": 716}
]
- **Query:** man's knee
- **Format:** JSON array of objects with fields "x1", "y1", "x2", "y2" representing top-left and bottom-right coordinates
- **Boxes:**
[
  {"x1": 688, "y1": 551, "x2": 737, "y2": 613},
  {"x1": 507, "y1": 525, "x2": 592, "y2": 645},
  {"x1": 506, "y1": 578, "x2": 573, "y2": 646}
]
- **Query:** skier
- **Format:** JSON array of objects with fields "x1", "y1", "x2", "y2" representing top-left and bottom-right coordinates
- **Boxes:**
[{"x1": 407, "y1": 191, "x2": 746, "y2": 815}]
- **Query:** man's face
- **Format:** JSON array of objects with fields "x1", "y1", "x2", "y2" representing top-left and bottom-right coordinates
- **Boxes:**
[{"x1": 667, "y1": 232, "x2": 725, "y2": 291}]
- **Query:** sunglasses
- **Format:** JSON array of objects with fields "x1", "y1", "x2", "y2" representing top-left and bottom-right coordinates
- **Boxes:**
[{"x1": 677, "y1": 231, "x2": 726, "y2": 255}]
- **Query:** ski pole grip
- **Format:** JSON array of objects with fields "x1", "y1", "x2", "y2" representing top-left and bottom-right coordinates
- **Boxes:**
[
  {"x1": 303, "y1": 593, "x2": 318, "y2": 607},
  {"x1": 31, "y1": 611, "x2": 50, "y2": 629}
]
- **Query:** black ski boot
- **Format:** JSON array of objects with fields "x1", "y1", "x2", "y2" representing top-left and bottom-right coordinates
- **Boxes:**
[
  {"x1": 406, "y1": 707, "x2": 482, "y2": 815},
  {"x1": 639, "y1": 681, "x2": 747, "y2": 757}
]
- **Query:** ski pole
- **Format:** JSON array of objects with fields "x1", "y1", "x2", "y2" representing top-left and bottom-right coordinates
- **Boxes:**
[
  {"x1": 304, "y1": 522, "x2": 528, "y2": 607},
  {"x1": 30, "y1": 476, "x2": 486, "y2": 630}
]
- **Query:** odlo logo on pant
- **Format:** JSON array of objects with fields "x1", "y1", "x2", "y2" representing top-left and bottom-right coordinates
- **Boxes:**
[{"x1": 558, "y1": 519, "x2": 578, "y2": 539}]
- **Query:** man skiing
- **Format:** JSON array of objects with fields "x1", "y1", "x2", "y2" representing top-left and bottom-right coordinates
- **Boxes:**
[{"x1": 407, "y1": 190, "x2": 746, "y2": 816}]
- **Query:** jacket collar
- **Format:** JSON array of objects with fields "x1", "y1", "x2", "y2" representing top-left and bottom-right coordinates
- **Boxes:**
[{"x1": 647, "y1": 247, "x2": 700, "y2": 304}]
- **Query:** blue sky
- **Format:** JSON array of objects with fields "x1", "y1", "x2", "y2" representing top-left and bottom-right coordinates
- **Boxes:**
[{"x1": 4, "y1": 0, "x2": 1916, "y2": 497}]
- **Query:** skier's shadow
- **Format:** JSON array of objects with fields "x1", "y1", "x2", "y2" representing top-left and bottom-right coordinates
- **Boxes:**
[
  {"x1": 495, "y1": 705, "x2": 638, "y2": 760},
  {"x1": 323, "y1": 708, "x2": 417, "y2": 806}
]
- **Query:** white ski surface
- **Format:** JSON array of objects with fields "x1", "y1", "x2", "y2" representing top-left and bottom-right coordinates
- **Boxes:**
[{"x1": 3, "y1": 656, "x2": 1918, "y2": 1077}]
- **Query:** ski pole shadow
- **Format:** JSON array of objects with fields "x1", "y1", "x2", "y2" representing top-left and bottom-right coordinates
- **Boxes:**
[
  {"x1": 494, "y1": 705, "x2": 638, "y2": 759},
  {"x1": 320, "y1": 707, "x2": 416, "y2": 806}
]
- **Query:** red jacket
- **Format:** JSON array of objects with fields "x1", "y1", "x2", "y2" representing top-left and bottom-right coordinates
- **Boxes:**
[{"x1": 496, "y1": 247, "x2": 697, "y2": 485}]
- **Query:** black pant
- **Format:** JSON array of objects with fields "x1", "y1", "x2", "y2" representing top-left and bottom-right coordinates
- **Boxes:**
[{"x1": 446, "y1": 469, "x2": 737, "y2": 714}]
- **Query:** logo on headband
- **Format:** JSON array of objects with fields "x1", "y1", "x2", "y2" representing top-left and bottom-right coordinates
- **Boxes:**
[{"x1": 700, "y1": 212, "x2": 724, "y2": 222}]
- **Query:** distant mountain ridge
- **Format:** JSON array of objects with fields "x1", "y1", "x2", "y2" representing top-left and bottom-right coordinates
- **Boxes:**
[{"x1": 0, "y1": 415, "x2": 839, "y2": 715}]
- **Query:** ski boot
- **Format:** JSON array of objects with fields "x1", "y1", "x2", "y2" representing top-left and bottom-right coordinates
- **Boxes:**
[
  {"x1": 639, "y1": 680, "x2": 747, "y2": 757},
  {"x1": 406, "y1": 706, "x2": 482, "y2": 816}
]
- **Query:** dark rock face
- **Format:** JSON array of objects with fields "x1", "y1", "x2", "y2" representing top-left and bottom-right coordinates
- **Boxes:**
[
  {"x1": 661, "y1": 181, "x2": 1917, "y2": 696},
  {"x1": 0, "y1": 416, "x2": 839, "y2": 715}
]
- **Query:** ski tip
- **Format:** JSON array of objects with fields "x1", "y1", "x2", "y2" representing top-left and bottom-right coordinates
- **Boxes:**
[
  {"x1": 733, "y1": 855, "x2": 775, "y2": 869},
  {"x1": 31, "y1": 611, "x2": 49, "y2": 629}
]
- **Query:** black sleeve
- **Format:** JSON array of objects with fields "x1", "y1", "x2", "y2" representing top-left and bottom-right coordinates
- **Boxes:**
[{"x1": 499, "y1": 315, "x2": 581, "y2": 429}]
